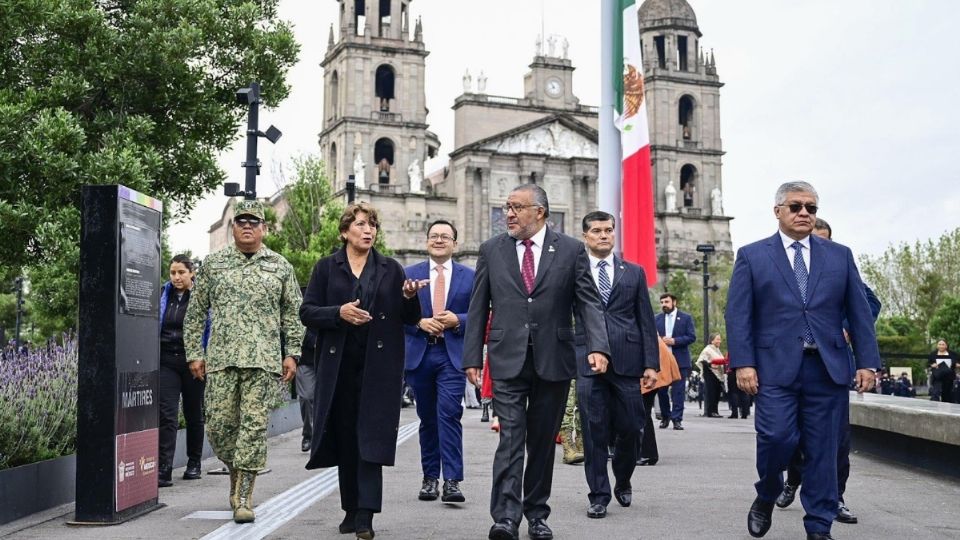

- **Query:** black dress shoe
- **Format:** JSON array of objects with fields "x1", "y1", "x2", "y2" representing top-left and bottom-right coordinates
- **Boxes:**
[
  {"x1": 673, "y1": 420, "x2": 684, "y2": 430},
  {"x1": 835, "y1": 502, "x2": 858, "y2": 524},
  {"x1": 481, "y1": 403, "x2": 490, "y2": 422},
  {"x1": 488, "y1": 518, "x2": 519, "y2": 540},
  {"x1": 527, "y1": 518, "x2": 553, "y2": 540},
  {"x1": 742, "y1": 413, "x2": 751, "y2": 419},
  {"x1": 747, "y1": 498, "x2": 774, "y2": 538},
  {"x1": 338, "y1": 510, "x2": 357, "y2": 534},
  {"x1": 613, "y1": 483, "x2": 632, "y2": 507},
  {"x1": 807, "y1": 534, "x2": 834, "y2": 540},
  {"x1": 418, "y1": 476, "x2": 439, "y2": 501},
  {"x1": 659, "y1": 418, "x2": 670, "y2": 429},
  {"x1": 637, "y1": 457, "x2": 658, "y2": 466},
  {"x1": 441, "y1": 479, "x2": 465, "y2": 503},
  {"x1": 354, "y1": 509, "x2": 375, "y2": 539},
  {"x1": 775, "y1": 483, "x2": 798, "y2": 508},
  {"x1": 158, "y1": 464, "x2": 173, "y2": 487},
  {"x1": 708, "y1": 413, "x2": 722, "y2": 418},
  {"x1": 728, "y1": 412, "x2": 739, "y2": 419},
  {"x1": 586, "y1": 503, "x2": 606, "y2": 518},
  {"x1": 301, "y1": 438, "x2": 311, "y2": 452},
  {"x1": 182, "y1": 459, "x2": 202, "y2": 480}
]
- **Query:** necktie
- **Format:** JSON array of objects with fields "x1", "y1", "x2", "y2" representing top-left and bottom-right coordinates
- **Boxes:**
[
  {"x1": 521, "y1": 239, "x2": 535, "y2": 294},
  {"x1": 791, "y1": 241, "x2": 815, "y2": 346},
  {"x1": 597, "y1": 260, "x2": 611, "y2": 306},
  {"x1": 433, "y1": 264, "x2": 446, "y2": 315}
]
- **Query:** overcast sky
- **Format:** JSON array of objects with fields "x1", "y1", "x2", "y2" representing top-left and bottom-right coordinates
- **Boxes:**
[{"x1": 168, "y1": 0, "x2": 960, "y2": 260}]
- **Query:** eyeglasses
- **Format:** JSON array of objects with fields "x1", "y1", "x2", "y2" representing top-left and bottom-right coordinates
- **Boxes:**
[
  {"x1": 778, "y1": 203, "x2": 818, "y2": 214},
  {"x1": 502, "y1": 203, "x2": 540, "y2": 214},
  {"x1": 235, "y1": 217, "x2": 263, "y2": 227},
  {"x1": 428, "y1": 234, "x2": 455, "y2": 242}
]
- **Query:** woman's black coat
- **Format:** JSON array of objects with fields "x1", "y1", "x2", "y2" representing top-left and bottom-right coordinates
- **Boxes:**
[{"x1": 301, "y1": 247, "x2": 420, "y2": 468}]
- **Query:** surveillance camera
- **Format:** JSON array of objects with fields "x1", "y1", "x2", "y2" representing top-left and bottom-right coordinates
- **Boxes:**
[
  {"x1": 236, "y1": 87, "x2": 258, "y2": 105},
  {"x1": 264, "y1": 125, "x2": 282, "y2": 144},
  {"x1": 224, "y1": 182, "x2": 241, "y2": 196}
]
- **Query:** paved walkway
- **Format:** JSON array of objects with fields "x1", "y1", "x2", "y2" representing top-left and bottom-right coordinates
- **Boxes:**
[{"x1": 2, "y1": 402, "x2": 959, "y2": 539}]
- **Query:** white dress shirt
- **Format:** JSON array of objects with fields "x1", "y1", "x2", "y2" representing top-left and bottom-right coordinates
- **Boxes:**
[
  {"x1": 779, "y1": 230, "x2": 811, "y2": 273},
  {"x1": 429, "y1": 258, "x2": 453, "y2": 309},
  {"x1": 515, "y1": 225, "x2": 547, "y2": 277},
  {"x1": 664, "y1": 309, "x2": 676, "y2": 338},
  {"x1": 587, "y1": 253, "x2": 615, "y2": 292}
]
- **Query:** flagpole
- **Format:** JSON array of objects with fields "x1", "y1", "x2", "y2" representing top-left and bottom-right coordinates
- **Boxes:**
[{"x1": 599, "y1": 0, "x2": 622, "y2": 256}]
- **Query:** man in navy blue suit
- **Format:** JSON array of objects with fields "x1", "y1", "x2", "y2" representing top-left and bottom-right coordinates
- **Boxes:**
[
  {"x1": 655, "y1": 294, "x2": 696, "y2": 430},
  {"x1": 574, "y1": 211, "x2": 659, "y2": 519},
  {"x1": 405, "y1": 220, "x2": 475, "y2": 504},
  {"x1": 726, "y1": 181, "x2": 880, "y2": 540}
]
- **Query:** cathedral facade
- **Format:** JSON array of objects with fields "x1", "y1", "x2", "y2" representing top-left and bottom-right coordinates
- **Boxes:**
[{"x1": 209, "y1": 0, "x2": 732, "y2": 275}]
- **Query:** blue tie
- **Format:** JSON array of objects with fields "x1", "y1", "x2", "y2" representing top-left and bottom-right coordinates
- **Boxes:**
[
  {"x1": 597, "y1": 260, "x2": 611, "y2": 306},
  {"x1": 791, "y1": 242, "x2": 815, "y2": 346}
]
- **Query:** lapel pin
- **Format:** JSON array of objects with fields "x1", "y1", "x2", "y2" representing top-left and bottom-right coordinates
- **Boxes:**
[{"x1": 548, "y1": 245, "x2": 556, "y2": 253}]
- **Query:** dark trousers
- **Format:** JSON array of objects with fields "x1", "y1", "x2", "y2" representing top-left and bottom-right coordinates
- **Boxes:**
[
  {"x1": 490, "y1": 346, "x2": 569, "y2": 523},
  {"x1": 331, "y1": 362, "x2": 383, "y2": 513},
  {"x1": 785, "y1": 411, "x2": 852, "y2": 501},
  {"x1": 754, "y1": 352, "x2": 847, "y2": 535},
  {"x1": 703, "y1": 369, "x2": 722, "y2": 416},
  {"x1": 158, "y1": 358, "x2": 205, "y2": 468},
  {"x1": 657, "y1": 367, "x2": 690, "y2": 421},
  {"x1": 639, "y1": 391, "x2": 658, "y2": 461},
  {"x1": 406, "y1": 344, "x2": 465, "y2": 481},
  {"x1": 577, "y1": 371, "x2": 644, "y2": 506},
  {"x1": 727, "y1": 371, "x2": 752, "y2": 417},
  {"x1": 295, "y1": 359, "x2": 316, "y2": 442}
]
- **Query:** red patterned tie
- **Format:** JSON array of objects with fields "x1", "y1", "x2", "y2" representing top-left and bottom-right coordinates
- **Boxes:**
[{"x1": 521, "y1": 239, "x2": 535, "y2": 293}]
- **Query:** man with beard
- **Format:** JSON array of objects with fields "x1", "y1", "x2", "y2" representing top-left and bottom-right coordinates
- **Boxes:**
[
  {"x1": 463, "y1": 184, "x2": 610, "y2": 540},
  {"x1": 655, "y1": 294, "x2": 696, "y2": 430}
]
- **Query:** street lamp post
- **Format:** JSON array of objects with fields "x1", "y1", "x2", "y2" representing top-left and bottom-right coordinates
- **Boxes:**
[
  {"x1": 346, "y1": 175, "x2": 356, "y2": 203},
  {"x1": 694, "y1": 244, "x2": 719, "y2": 343},
  {"x1": 223, "y1": 82, "x2": 282, "y2": 200}
]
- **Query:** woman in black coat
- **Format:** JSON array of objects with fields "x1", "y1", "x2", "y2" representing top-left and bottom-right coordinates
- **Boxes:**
[
  {"x1": 928, "y1": 339, "x2": 959, "y2": 403},
  {"x1": 300, "y1": 203, "x2": 425, "y2": 539}
]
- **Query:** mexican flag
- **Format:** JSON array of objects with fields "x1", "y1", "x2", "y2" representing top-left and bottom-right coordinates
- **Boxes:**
[{"x1": 614, "y1": 0, "x2": 657, "y2": 286}]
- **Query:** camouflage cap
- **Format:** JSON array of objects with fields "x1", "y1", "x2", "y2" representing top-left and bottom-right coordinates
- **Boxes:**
[{"x1": 234, "y1": 199, "x2": 265, "y2": 220}]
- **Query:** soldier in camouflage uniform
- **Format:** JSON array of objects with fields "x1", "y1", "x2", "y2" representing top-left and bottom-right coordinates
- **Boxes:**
[
  {"x1": 184, "y1": 199, "x2": 304, "y2": 524},
  {"x1": 560, "y1": 379, "x2": 584, "y2": 464}
]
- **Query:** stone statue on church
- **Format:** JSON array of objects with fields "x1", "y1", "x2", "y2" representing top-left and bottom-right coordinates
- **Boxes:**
[
  {"x1": 477, "y1": 70, "x2": 487, "y2": 93},
  {"x1": 547, "y1": 35, "x2": 557, "y2": 57},
  {"x1": 711, "y1": 186, "x2": 723, "y2": 215},
  {"x1": 408, "y1": 159, "x2": 423, "y2": 193},
  {"x1": 561, "y1": 37, "x2": 569, "y2": 59},
  {"x1": 535, "y1": 35, "x2": 542, "y2": 56},
  {"x1": 462, "y1": 69, "x2": 472, "y2": 93},
  {"x1": 664, "y1": 180, "x2": 677, "y2": 212},
  {"x1": 353, "y1": 153, "x2": 365, "y2": 189}
]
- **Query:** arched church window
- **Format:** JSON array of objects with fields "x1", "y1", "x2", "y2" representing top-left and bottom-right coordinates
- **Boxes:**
[
  {"x1": 329, "y1": 142, "x2": 338, "y2": 181},
  {"x1": 679, "y1": 95, "x2": 695, "y2": 140},
  {"x1": 680, "y1": 164, "x2": 697, "y2": 207},
  {"x1": 375, "y1": 64, "x2": 395, "y2": 112},
  {"x1": 374, "y1": 138, "x2": 394, "y2": 184},
  {"x1": 677, "y1": 35, "x2": 688, "y2": 71},
  {"x1": 330, "y1": 71, "x2": 339, "y2": 119}
]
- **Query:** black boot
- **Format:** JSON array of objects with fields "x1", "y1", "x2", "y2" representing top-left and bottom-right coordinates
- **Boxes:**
[
  {"x1": 338, "y1": 510, "x2": 357, "y2": 534},
  {"x1": 480, "y1": 403, "x2": 490, "y2": 422},
  {"x1": 158, "y1": 464, "x2": 173, "y2": 487},
  {"x1": 355, "y1": 509, "x2": 375, "y2": 539},
  {"x1": 182, "y1": 459, "x2": 202, "y2": 480}
]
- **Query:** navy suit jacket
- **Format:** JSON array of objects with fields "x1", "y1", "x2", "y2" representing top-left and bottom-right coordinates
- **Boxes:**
[
  {"x1": 725, "y1": 232, "x2": 881, "y2": 387},
  {"x1": 403, "y1": 260, "x2": 474, "y2": 371},
  {"x1": 575, "y1": 256, "x2": 659, "y2": 378},
  {"x1": 655, "y1": 309, "x2": 696, "y2": 369}
]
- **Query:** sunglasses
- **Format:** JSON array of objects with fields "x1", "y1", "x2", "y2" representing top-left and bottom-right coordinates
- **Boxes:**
[
  {"x1": 235, "y1": 217, "x2": 263, "y2": 227},
  {"x1": 778, "y1": 203, "x2": 818, "y2": 214}
]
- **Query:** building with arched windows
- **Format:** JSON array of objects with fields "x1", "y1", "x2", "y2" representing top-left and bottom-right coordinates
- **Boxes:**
[{"x1": 639, "y1": 0, "x2": 733, "y2": 270}]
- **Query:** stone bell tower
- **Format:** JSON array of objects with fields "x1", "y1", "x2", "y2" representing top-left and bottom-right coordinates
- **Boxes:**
[
  {"x1": 639, "y1": 0, "x2": 733, "y2": 269},
  {"x1": 318, "y1": 0, "x2": 440, "y2": 194}
]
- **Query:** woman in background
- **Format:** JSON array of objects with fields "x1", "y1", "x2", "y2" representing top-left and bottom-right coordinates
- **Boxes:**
[
  {"x1": 696, "y1": 333, "x2": 727, "y2": 418},
  {"x1": 158, "y1": 254, "x2": 209, "y2": 487},
  {"x1": 928, "y1": 339, "x2": 958, "y2": 403}
]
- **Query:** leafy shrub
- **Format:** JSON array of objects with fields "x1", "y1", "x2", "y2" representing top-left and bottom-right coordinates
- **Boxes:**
[{"x1": 0, "y1": 336, "x2": 78, "y2": 469}]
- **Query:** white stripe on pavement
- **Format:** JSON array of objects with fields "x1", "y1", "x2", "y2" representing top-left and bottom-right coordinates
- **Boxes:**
[{"x1": 200, "y1": 420, "x2": 420, "y2": 540}]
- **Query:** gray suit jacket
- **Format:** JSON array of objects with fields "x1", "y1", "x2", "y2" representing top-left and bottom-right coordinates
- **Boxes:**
[{"x1": 463, "y1": 227, "x2": 611, "y2": 382}]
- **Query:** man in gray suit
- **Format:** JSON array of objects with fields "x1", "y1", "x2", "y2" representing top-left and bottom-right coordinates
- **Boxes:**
[{"x1": 464, "y1": 184, "x2": 611, "y2": 540}]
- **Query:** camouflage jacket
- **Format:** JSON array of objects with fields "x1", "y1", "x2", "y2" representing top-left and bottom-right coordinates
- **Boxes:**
[{"x1": 184, "y1": 244, "x2": 304, "y2": 374}]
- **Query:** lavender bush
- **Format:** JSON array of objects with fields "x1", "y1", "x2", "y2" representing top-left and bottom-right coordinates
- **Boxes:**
[{"x1": 0, "y1": 337, "x2": 78, "y2": 470}]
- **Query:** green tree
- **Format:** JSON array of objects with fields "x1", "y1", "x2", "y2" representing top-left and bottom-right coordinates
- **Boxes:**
[
  {"x1": 0, "y1": 0, "x2": 299, "y2": 332},
  {"x1": 928, "y1": 296, "x2": 960, "y2": 348},
  {"x1": 264, "y1": 155, "x2": 390, "y2": 287},
  {"x1": 859, "y1": 228, "x2": 960, "y2": 331}
]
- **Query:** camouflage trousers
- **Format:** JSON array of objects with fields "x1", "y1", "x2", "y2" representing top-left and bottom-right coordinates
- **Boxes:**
[
  {"x1": 560, "y1": 379, "x2": 581, "y2": 439},
  {"x1": 206, "y1": 367, "x2": 273, "y2": 471}
]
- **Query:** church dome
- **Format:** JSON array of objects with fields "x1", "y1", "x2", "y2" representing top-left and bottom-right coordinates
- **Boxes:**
[{"x1": 638, "y1": 0, "x2": 699, "y2": 33}]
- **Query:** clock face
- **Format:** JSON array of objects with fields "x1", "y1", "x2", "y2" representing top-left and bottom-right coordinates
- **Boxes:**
[{"x1": 545, "y1": 77, "x2": 563, "y2": 98}]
